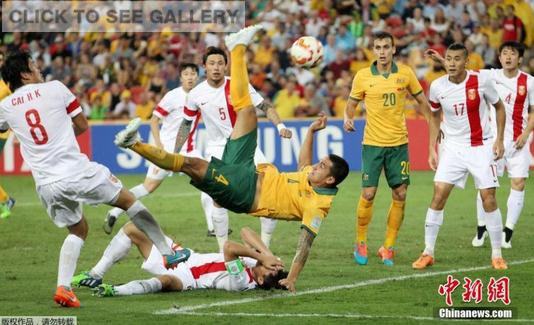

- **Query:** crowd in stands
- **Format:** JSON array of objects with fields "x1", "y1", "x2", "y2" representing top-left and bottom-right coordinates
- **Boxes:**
[{"x1": 1, "y1": 0, "x2": 534, "y2": 121}]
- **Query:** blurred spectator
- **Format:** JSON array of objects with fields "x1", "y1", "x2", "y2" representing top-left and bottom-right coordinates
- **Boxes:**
[
  {"x1": 273, "y1": 80, "x2": 301, "y2": 119},
  {"x1": 423, "y1": 0, "x2": 445, "y2": 21},
  {"x1": 110, "y1": 89, "x2": 136, "y2": 119},
  {"x1": 329, "y1": 51, "x2": 350, "y2": 79},
  {"x1": 465, "y1": 40, "x2": 484, "y2": 70},
  {"x1": 295, "y1": 83, "x2": 330, "y2": 117},
  {"x1": 475, "y1": 34, "x2": 497, "y2": 68},
  {"x1": 407, "y1": 7, "x2": 425, "y2": 34},
  {"x1": 135, "y1": 92, "x2": 155, "y2": 120},
  {"x1": 89, "y1": 95, "x2": 108, "y2": 120},
  {"x1": 323, "y1": 34, "x2": 338, "y2": 66},
  {"x1": 483, "y1": 19, "x2": 504, "y2": 50},
  {"x1": 350, "y1": 48, "x2": 371, "y2": 75},
  {"x1": 254, "y1": 36, "x2": 276, "y2": 69},
  {"x1": 335, "y1": 24, "x2": 356, "y2": 52},
  {"x1": 332, "y1": 86, "x2": 353, "y2": 118},
  {"x1": 431, "y1": 9, "x2": 449, "y2": 34},
  {"x1": 446, "y1": 0, "x2": 465, "y2": 22},
  {"x1": 502, "y1": 5, "x2": 524, "y2": 43},
  {"x1": 459, "y1": 11, "x2": 475, "y2": 36}
]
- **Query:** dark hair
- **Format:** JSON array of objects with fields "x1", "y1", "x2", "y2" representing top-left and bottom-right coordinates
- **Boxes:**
[
  {"x1": 373, "y1": 31, "x2": 395, "y2": 46},
  {"x1": 499, "y1": 41, "x2": 525, "y2": 58},
  {"x1": 202, "y1": 46, "x2": 227, "y2": 65},
  {"x1": 257, "y1": 270, "x2": 289, "y2": 291},
  {"x1": 179, "y1": 62, "x2": 199, "y2": 74},
  {"x1": 328, "y1": 154, "x2": 349, "y2": 187},
  {"x1": 1, "y1": 51, "x2": 33, "y2": 91},
  {"x1": 446, "y1": 43, "x2": 468, "y2": 58}
]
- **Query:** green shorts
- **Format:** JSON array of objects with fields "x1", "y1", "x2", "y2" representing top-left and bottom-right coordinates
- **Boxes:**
[
  {"x1": 361, "y1": 144, "x2": 410, "y2": 188},
  {"x1": 0, "y1": 138, "x2": 5, "y2": 153},
  {"x1": 191, "y1": 129, "x2": 258, "y2": 214}
]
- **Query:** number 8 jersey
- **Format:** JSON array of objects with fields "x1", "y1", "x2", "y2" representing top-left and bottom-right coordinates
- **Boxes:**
[
  {"x1": 0, "y1": 80, "x2": 90, "y2": 185},
  {"x1": 429, "y1": 70, "x2": 500, "y2": 147}
]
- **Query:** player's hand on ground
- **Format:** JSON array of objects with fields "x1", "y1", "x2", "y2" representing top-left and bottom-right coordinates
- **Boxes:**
[
  {"x1": 493, "y1": 140, "x2": 504, "y2": 160},
  {"x1": 279, "y1": 128, "x2": 292, "y2": 139},
  {"x1": 343, "y1": 116, "x2": 355, "y2": 132},
  {"x1": 428, "y1": 148, "x2": 438, "y2": 171},
  {"x1": 279, "y1": 278, "x2": 296, "y2": 293},
  {"x1": 514, "y1": 132, "x2": 528, "y2": 149},
  {"x1": 260, "y1": 255, "x2": 284, "y2": 271},
  {"x1": 310, "y1": 113, "x2": 327, "y2": 132}
]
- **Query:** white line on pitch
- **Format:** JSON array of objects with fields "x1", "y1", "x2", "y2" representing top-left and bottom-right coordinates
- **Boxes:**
[
  {"x1": 15, "y1": 192, "x2": 199, "y2": 207},
  {"x1": 172, "y1": 311, "x2": 534, "y2": 323},
  {"x1": 155, "y1": 258, "x2": 534, "y2": 315}
]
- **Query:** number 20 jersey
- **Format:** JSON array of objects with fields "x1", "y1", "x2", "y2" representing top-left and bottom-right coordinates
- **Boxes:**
[{"x1": 0, "y1": 80, "x2": 89, "y2": 185}]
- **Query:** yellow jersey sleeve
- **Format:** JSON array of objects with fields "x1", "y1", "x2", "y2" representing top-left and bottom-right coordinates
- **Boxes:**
[
  {"x1": 406, "y1": 67, "x2": 423, "y2": 96},
  {"x1": 301, "y1": 207, "x2": 327, "y2": 237},
  {"x1": 349, "y1": 71, "x2": 365, "y2": 101}
]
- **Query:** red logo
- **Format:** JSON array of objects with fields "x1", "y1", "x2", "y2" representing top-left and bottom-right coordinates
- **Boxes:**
[
  {"x1": 438, "y1": 275, "x2": 461, "y2": 306},
  {"x1": 438, "y1": 275, "x2": 511, "y2": 306},
  {"x1": 487, "y1": 276, "x2": 511, "y2": 305}
]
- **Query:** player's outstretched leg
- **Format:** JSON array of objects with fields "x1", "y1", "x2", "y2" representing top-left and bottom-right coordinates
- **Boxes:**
[
  {"x1": 479, "y1": 189, "x2": 507, "y2": 270},
  {"x1": 224, "y1": 24, "x2": 264, "y2": 139}
]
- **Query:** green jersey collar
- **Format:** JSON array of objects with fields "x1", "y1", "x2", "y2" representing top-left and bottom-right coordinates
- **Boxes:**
[
  {"x1": 313, "y1": 186, "x2": 338, "y2": 195},
  {"x1": 371, "y1": 60, "x2": 398, "y2": 78}
]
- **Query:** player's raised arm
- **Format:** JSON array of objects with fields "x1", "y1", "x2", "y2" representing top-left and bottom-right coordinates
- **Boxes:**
[
  {"x1": 223, "y1": 240, "x2": 283, "y2": 271},
  {"x1": 298, "y1": 113, "x2": 327, "y2": 170},
  {"x1": 256, "y1": 100, "x2": 292, "y2": 138},
  {"x1": 240, "y1": 227, "x2": 275, "y2": 257},
  {"x1": 173, "y1": 119, "x2": 193, "y2": 153}
]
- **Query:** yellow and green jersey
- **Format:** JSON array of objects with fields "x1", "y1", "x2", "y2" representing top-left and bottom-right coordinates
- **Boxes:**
[
  {"x1": 251, "y1": 165, "x2": 337, "y2": 236},
  {"x1": 350, "y1": 61, "x2": 423, "y2": 147}
]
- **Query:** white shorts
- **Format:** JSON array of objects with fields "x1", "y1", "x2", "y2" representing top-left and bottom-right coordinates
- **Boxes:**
[
  {"x1": 496, "y1": 141, "x2": 530, "y2": 178},
  {"x1": 205, "y1": 144, "x2": 267, "y2": 163},
  {"x1": 36, "y1": 162, "x2": 123, "y2": 227},
  {"x1": 434, "y1": 141, "x2": 499, "y2": 189},
  {"x1": 146, "y1": 139, "x2": 203, "y2": 181},
  {"x1": 141, "y1": 241, "x2": 196, "y2": 291}
]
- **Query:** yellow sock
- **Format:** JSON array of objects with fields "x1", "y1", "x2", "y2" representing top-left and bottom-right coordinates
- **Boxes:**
[
  {"x1": 230, "y1": 45, "x2": 253, "y2": 111},
  {"x1": 0, "y1": 185, "x2": 8, "y2": 203},
  {"x1": 131, "y1": 142, "x2": 184, "y2": 172},
  {"x1": 384, "y1": 199, "x2": 406, "y2": 248},
  {"x1": 356, "y1": 196, "x2": 374, "y2": 243}
]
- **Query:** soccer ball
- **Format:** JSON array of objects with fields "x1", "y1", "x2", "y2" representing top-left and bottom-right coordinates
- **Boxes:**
[{"x1": 290, "y1": 36, "x2": 323, "y2": 68}]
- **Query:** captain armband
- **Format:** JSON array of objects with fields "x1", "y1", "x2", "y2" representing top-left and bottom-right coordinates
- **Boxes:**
[{"x1": 225, "y1": 259, "x2": 244, "y2": 275}]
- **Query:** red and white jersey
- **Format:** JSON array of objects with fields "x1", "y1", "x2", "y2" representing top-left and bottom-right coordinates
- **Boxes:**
[
  {"x1": 485, "y1": 69, "x2": 534, "y2": 142},
  {"x1": 429, "y1": 71, "x2": 500, "y2": 146},
  {"x1": 185, "y1": 77, "x2": 263, "y2": 147},
  {"x1": 153, "y1": 86, "x2": 201, "y2": 153},
  {"x1": 0, "y1": 81, "x2": 90, "y2": 185},
  {"x1": 186, "y1": 253, "x2": 257, "y2": 291}
]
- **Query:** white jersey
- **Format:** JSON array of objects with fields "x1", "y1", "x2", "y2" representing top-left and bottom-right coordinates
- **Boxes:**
[
  {"x1": 185, "y1": 253, "x2": 257, "y2": 291},
  {"x1": 485, "y1": 69, "x2": 534, "y2": 142},
  {"x1": 185, "y1": 77, "x2": 263, "y2": 147},
  {"x1": 429, "y1": 71, "x2": 500, "y2": 146},
  {"x1": 153, "y1": 86, "x2": 201, "y2": 153},
  {"x1": 0, "y1": 80, "x2": 90, "y2": 185}
]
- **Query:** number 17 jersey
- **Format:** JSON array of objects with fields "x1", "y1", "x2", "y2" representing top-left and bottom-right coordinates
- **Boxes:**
[{"x1": 0, "y1": 80, "x2": 89, "y2": 185}]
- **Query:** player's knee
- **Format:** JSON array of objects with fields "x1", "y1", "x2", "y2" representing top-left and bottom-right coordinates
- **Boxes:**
[
  {"x1": 158, "y1": 275, "x2": 182, "y2": 292},
  {"x1": 68, "y1": 216, "x2": 88, "y2": 240},
  {"x1": 511, "y1": 178, "x2": 525, "y2": 191},
  {"x1": 430, "y1": 193, "x2": 447, "y2": 210},
  {"x1": 361, "y1": 190, "x2": 376, "y2": 201},
  {"x1": 392, "y1": 185, "x2": 407, "y2": 201},
  {"x1": 480, "y1": 193, "x2": 497, "y2": 211},
  {"x1": 122, "y1": 222, "x2": 137, "y2": 237}
]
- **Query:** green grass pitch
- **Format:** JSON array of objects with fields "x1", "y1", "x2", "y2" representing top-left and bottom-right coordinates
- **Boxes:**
[{"x1": 1, "y1": 172, "x2": 533, "y2": 324}]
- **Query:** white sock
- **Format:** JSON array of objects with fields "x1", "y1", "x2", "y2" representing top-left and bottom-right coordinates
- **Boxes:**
[
  {"x1": 127, "y1": 201, "x2": 172, "y2": 255},
  {"x1": 114, "y1": 278, "x2": 162, "y2": 296},
  {"x1": 423, "y1": 208, "x2": 443, "y2": 257},
  {"x1": 200, "y1": 192, "x2": 214, "y2": 231},
  {"x1": 505, "y1": 189, "x2": 524, "y2": 230},
  {"x1": 108, "y1": 184, "x2": 150, "y2": 218},
  {"x1": 260, "y1": 217, "x2": 277, "y2": 248},
  {"x1": 57, "y1": 234, "x2": 84, "y2": 288},
  {"x1": 90, "y1": 228, "x2": 132, "y2": 279},
  {"x1": 476, "y1": 191, "x2": 485, "y2": 227},
  {"x1": 212, "y1": 206, "x2": 229, "y2": 252},
  {"x1": 484, "y1": 208, "x2": 503, "y2": 258}
]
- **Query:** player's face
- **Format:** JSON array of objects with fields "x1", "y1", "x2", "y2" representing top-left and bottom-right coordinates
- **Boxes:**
[
  {"x1": 255, "y1": 265, "x2": 278, "y2": 285},
  {"x1": 205, "y1": 54, "x2": 226, "y2": 83},
  {"x1": 23, "y1": 59, "x2": 44, "y2": 84},
  {"x1": 372, "y1": 38, "x2": 395, "y2": 66},
  {"x1": 308, "y1": 157, "x2": 335, "y2": 187},
  {"x1": 180, "y1": 67, "x2": 198, "y2": 92},
  {"x1": 444, "y1": 49, "x2": 467, "y2": 78},
  {"x1": 499, "y1": 47, "x2": 522, "y2": 70}
]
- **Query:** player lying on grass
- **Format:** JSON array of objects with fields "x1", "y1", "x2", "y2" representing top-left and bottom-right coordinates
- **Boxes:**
[
  {"x1": 72, "y1": 224, "x2": 286, "y2": 296},
  {"x1": 0, "y1": 51, "x2": 190, "y2": 308},
  {"x1": 114, "y1": 24, "x2": 349, "y2": 292},
  {"x1": 412, "y1": 43, "x2": 508, "y2": 270}
]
